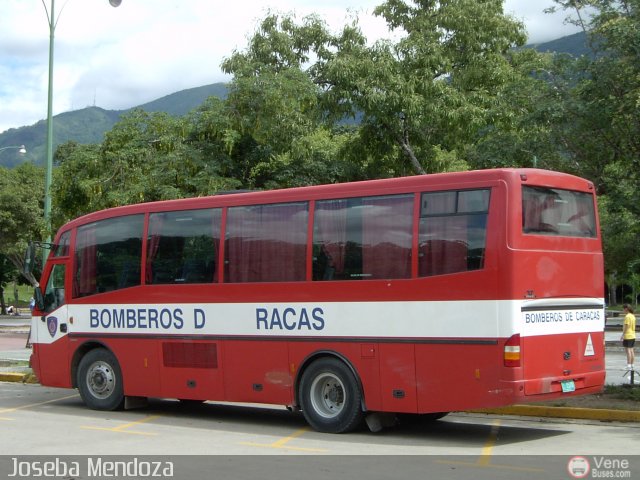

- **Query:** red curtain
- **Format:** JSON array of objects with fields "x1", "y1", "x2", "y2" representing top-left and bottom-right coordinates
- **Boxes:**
[
  {"x1": 226, "y1": 203, "x2": 307, "y2": 282},
  {"x1": 313, "y1": 200, "x2": 348, "y2": 276},
  {"x1": 146, "y1": 213, "x2": 165, "y2": 283},
  {"x1": 420, "y1": 217, "x2": 468, "y2": 276},
  {"x1": 74, "y1": 226, "x2": 97, "y2": 297},
  {"x1": 419, "y1": 192, "x2": 469, "y2": 276},
  {"x1": 362, "y1": 195, "x2": 413, "y2": 279}
]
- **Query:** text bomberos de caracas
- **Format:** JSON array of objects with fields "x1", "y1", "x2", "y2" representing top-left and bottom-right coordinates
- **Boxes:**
[
  {"x1": 8, "y1": 457, "x2": 174, "y2": 478},
  {"x1": 524, "y1": 309, "x2": 601, "y2": 324},
  {"x1": 88, "y1": 306, "x2": 326, "y2": 331}
]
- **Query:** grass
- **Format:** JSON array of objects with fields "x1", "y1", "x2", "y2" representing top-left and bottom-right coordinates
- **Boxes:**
[
  {"x1": 605, "y1": 384, "x2": 640, "y2": 401},
  {"x1": 4, "y1": 283, "x2": 34, "y2": 308}
]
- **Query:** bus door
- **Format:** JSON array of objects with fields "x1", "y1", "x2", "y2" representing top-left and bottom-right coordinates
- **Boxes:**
[{"x1": 32, "y1": 261, "x2": 71, "y2": 387}]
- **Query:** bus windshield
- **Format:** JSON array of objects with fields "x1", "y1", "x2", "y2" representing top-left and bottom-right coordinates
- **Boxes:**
[{"x1": 522, "y1": 186, "x2": 596, "y2": 238}]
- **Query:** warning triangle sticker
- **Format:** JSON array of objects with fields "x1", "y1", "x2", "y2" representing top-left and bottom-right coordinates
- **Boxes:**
[{"x1": 584, "y1": 334, "x2": 595, "y2": 356}]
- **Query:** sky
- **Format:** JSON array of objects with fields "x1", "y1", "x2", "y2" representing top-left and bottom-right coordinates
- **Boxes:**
[{"x1": 0, "y1": 0, "x2": 581, "y2": 135}]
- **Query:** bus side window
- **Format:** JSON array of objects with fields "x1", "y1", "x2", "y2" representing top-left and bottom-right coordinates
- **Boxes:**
[
  {"x1": 53, "y1": 231, "x2": 71, "y2": 257},
  {"x1": 74, "y1": 215, "x2": 143, "y2": 298},
  {"x1": 43, "y1": 264, "x2": 66, "y2": 313},
  {"x1": 225, "y1": 202, "x2": 308, "y2": 283},
  {"x1": 313, "y1": 194, "x2": 413, "y2": 281},
  {"x1": 147, "y1": 209, "x2": 221, "y2": 285},
  {"x1": 418, "y1": 189, "x2": 490, "y2": 277}
]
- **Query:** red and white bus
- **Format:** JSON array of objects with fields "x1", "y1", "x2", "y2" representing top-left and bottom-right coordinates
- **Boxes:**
[{"x1": 29, "y1": 168, "x2": 605, "y2": 433}]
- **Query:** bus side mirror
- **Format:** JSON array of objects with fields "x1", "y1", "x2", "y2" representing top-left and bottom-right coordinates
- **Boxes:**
[
  {"x1": 23, "y1": 242, "x2": 36, "y2": 276},
  {"x1": 34, "y1": 287, "x2": 45, "y2": 312}
]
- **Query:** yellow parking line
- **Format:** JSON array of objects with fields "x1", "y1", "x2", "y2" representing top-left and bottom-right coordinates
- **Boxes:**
[
  {"x1": 478, "y1": 419, "x2": 501, "y2": 465},
  {"x1": 271, "y1": 426, "x2": 310, "y2": 447},
  {"x1": 240, "y1": 427, "x2": 327, "y2": 452},
  {"x1": 0, "y1": 393, "x2": 79, "y2": 414},
  {"x1": 435, "y1": 419, "x2": 544, "y2": 473},
  {"x1": 82, "y1": 414, "x2": 162, "y2": 436}
]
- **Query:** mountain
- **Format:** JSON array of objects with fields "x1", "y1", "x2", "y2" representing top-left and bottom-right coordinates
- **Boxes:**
[
  {"x1": 526, "y1": 31, "x2": 590, "y2": 57},
  {"x1": 0, "y1": 32, "x2": 590, "y2": 169},
  {"x1": 136, "y1": 83, "x2": 228, "y2": 116},
  {"x1": 0, "y1": 83, "x2": 228, "y2": 168},
  {"x1": 0, "y1": 108, "x2": 121, "y2": 169}
]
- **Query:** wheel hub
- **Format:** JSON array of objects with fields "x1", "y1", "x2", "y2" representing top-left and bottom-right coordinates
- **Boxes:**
[
  {"x1": 310, "y1": 373, "x2": 346, "y2": 418},
  {"x1": 87, "y1": 362, "x2": 115, "y2": 399},
  {"x1": 326, "y1": 384, "x2": 344, "y2": 404}
]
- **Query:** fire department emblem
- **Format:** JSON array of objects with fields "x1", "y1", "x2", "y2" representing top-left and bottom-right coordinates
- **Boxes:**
[{"x1": 47, "y1": 316, "x2": 58, "y2": 337}]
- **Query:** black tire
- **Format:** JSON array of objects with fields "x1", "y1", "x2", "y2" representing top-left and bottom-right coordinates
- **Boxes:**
[
  {"x1": 299, "y1": 357, "x2": 363, "y2": 433},
  {"x1": 77, "y1": 348, "x2": 124, "y2": 411}
]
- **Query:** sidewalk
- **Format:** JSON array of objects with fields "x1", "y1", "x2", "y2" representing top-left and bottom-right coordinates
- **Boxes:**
[{"x1": 0, "y1": 314, "x2": 32, "y2": 381}]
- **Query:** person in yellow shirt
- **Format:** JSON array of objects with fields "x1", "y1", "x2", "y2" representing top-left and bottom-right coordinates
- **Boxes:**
[{"x1": 621, "y1": 304, "x2": 636, "y2": 370}]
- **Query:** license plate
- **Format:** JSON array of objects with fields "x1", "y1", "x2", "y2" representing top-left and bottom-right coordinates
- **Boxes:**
[{"x1": 561, "y1": 380, "x2": 576, "y2": 393}]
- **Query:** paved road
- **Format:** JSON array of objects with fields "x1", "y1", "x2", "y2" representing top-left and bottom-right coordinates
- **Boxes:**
[
  {"x1": 1, "y1": 382, "x2": 639, "y2": 455},
  {"x1": 0, "y1": 383, "x2": 639, "y2": 480}
]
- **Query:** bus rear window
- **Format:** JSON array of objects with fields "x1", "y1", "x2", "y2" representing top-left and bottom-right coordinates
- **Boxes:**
[{"x1": 522, "y1": 186, "x2": 596, "y2": 238}]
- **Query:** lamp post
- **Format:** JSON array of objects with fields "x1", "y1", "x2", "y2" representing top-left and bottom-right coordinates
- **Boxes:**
[
  {"x1": 0, "y1": 145, "x2": 27, "y2": 154},
  {"x1": 41, "y1": 0, "x2": 122, "y2": 259}
]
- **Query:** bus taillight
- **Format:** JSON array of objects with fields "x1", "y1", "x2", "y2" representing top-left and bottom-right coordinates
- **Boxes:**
[{"x1": 504, "y1": 334, "x2": 521, "y2": 367}]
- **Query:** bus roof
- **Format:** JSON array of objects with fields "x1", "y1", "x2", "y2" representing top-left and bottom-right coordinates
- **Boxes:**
[{"x1": 58, "y1": 168, "x2": 594, "y2": 233}]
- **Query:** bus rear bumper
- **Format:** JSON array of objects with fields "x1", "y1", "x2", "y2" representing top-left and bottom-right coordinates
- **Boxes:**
[{"x1": 508, "y1": 370, "x2": 606, "y2": 403}]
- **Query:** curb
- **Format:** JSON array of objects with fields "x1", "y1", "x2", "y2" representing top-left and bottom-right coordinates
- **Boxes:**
[
  {"x1": 0, "y1": 372, "x2": 29, "y2": 383},
  {"x1": 471, "y1": 405, "x2": 640, "y2": 422}
]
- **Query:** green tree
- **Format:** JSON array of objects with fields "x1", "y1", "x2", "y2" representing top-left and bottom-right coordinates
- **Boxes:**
[
  {"x1": 0, "y1": 163, "x2": 45, "y2": 288},
  {"x1": 0, "y1": 255, "x2": 18, "y2": 314},
  {"x1": 223, "y1": 1, "x2": 527, "y2": 176},
  {"x1": 220, "y1": 14, "x2": 366, "y2": 187},
  {"x1": 465, "y1": 48, "x2": 572, "y2": 171},
  {"x1": 545, "y1": 0, "x2": 640, "y2": 296},
  {"x1": 53, "y1": 108, "x2": 243, "y2": 223},
  {"x1": 324, "y1": 0, "x2": 527, "y2": 174}
]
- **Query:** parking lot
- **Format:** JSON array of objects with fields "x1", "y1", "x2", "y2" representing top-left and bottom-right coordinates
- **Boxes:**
[
  {"x1": 2, "y1": 382, "x2": 639, "y2": 454},
  {"x1": 2, "y1": 383, "x2": 640, "y2": 479}
]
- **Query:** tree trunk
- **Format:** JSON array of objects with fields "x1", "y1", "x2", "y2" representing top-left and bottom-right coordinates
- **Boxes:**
[
  {"x1": 8, "y1": 253, "x2": 39, "y2": 287},
  {"x1": 396, "y1": 134, "x2": 426, "y2": 175},
  {"x1": 0, "y1": 286, "x2": 6, "y2": 315},
  {"x1": 609, "y1": 282, "x2": 617, "y2": 306}
]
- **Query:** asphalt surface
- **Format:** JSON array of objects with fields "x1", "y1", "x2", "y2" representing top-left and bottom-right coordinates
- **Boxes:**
[{"x1": 1, "y1": 313, "x2": 638, "y2": 422}]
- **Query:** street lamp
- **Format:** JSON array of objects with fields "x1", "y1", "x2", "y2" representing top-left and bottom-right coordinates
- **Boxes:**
[
  {"x1": 0, "y1": 145, "x2": 27, "y2": 154},
  {"x1": 42, "y1": 0, "x2": 122, "y2": 258}
]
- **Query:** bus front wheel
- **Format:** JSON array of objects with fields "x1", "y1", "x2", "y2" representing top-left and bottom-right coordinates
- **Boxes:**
[
  {"x1": 299, "y1": 357, "x2": 363, "y2": 433},
  {"x1": 77, "y1": 348, "x2": 124, "y2": 411}
]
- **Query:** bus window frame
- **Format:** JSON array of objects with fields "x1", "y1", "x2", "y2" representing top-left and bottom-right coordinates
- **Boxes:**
[
  {"x1": 512, "y1": 183, "x2": 600, "y2": 251},
  {"x1": 37, "y1": 229, "x2": 72, "y2": 314}
]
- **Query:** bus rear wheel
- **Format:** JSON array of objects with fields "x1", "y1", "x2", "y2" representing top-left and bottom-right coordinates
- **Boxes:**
[
  {"x1": 77, "y1": 348, "x2": 124, "y2": 411},
  {"x1": 299, "y1": 357, "x2": 363, "y2": 433}
]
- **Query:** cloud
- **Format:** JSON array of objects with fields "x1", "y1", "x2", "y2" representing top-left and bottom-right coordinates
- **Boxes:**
[
  {"x1": 0, "y1": 0, "x2": 582, "y2": 134},
  {"x1": 504, "y1": 0, "x2": 581, "y2": 43}
]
